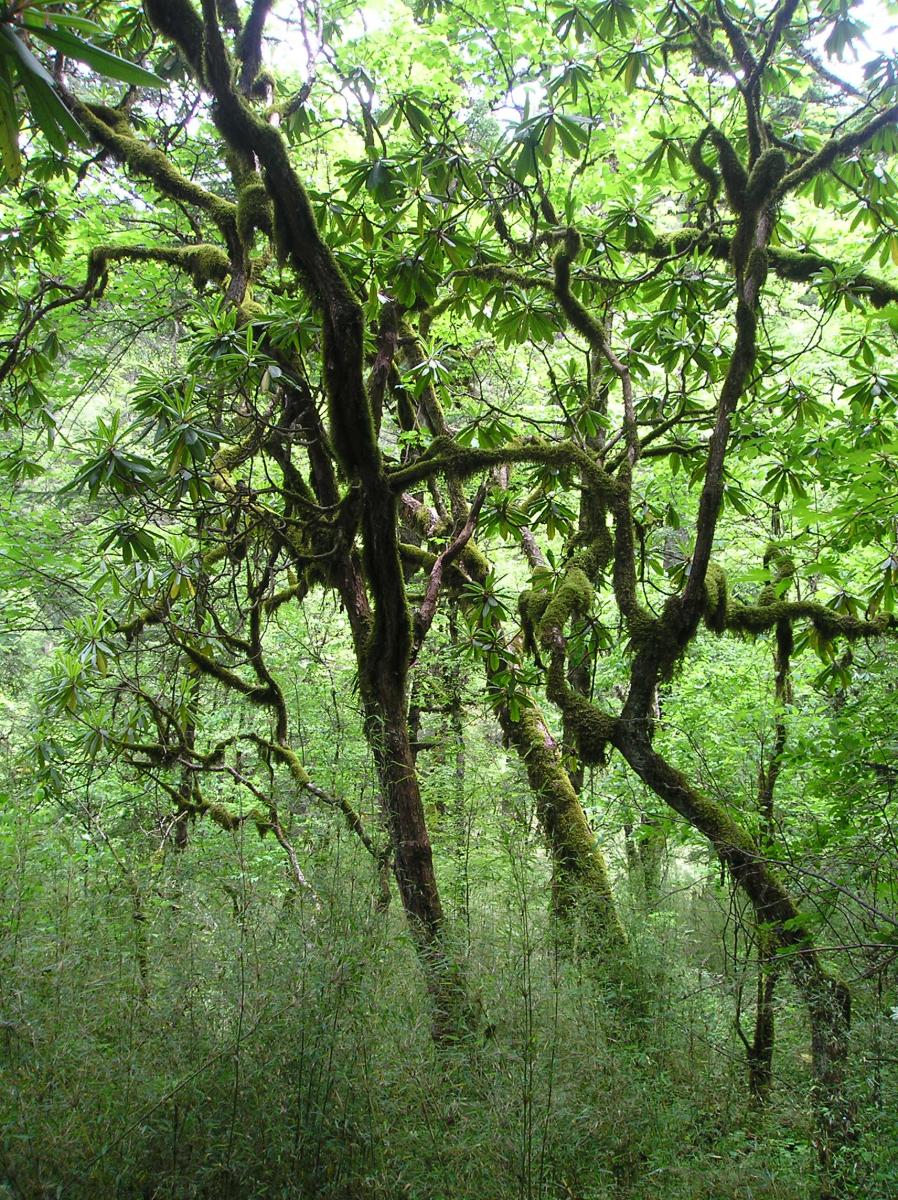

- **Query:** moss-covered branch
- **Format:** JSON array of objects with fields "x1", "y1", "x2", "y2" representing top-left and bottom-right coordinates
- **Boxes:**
[
  {"x1": 554, "y1": 228, "x2": 638, "y2": 463},
  {"x1": 388, "y1": 435, "x2": 621, "y2": 500},
  {"x1": 119, "y1": 545, "x2": 230, "y2": 641},
  {"x1": 412, "y1": 486, "x2": 486, "y2": 657},
  {"x1": 88, "y1": 243, "x2": 231, "y2": 295},
  {"x1": 74, "y1": 103, "x2": 238, "y2": 246},
  {"x1": 727, "y1": 600, "x2": 896, "y2": 639},
  {"x1": 645, "y1": 232, "x2": 898, "y2": 309},
  {"x1": 248, "y1": 734, "x2": 384, "y2": 861},
  {"x1": 680, "y1": 153, "x2": 778, "y2": 626},
  {"x1": 451, "y1": 264, "x2": 549, "y2": 292},
  {"x1": 500, "y1": 699, "x2": 625, "y2": 949},
  {"x1": 235, "y1": 0, "x2": 273, "y2": 94},
  {"x1": 155, "y1": 774, "x2": 253, "y2": 832},
  {"x1": 612, "y1": 724, "x2": 853, "y2": 1151},
  {"x1": 545, "y1": 652, "x2": 617, "y2": 768},
  {"x1": 779, "y1": 101, "x2": 898, "y2": 196},
  {"x1": 177, "y1": 641, "x2": 279, "y2": 706}
]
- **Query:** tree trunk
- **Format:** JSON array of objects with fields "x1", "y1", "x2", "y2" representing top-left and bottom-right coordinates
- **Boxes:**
[
  {"x1": 363, "y1": 678, "x2": 467, "y2": 1038},
  {"x1": 747, "y1": 603, "x2": 793, "y2": 1102},
  {"x1": 446, "y1": 607, "x2": 470, "y2": 928},
  {"x1": 501, "y1": 701, "x2": 626, "y2": 954},
  {"x1": 747, "y1": 937, "x2": 778, "y2": 1103},
  {"x1": 614, "y1": 730, "x2": 853, "y2": 1168},
  {"x1": 288, "y1": 381, "x2": 466, "y2": 1036}
]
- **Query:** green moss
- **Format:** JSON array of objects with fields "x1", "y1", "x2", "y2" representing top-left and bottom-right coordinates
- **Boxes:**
[
  {"x1": 561, "y1": 692, "x2": 614, "y2": 766},
  {"x1": 758, "y1": 544, "x2": 795, "y2": 606},
  {"x1": 519, "y1": 587, "x2": 550, "y2": 654},
  {"x1": 181, "y1": 245, "x2": 231, "y2": 286},
  {"x1": 181, "y1": 643, "x2": 275, "y2": 705},
  {"x1": 266, "y1": 740, "x2": 311, "y2": 787},
  {"x1": 236, "y1": 299, "x2": 267, "y2": 324},
  {"x1": 391, "y1": 436, "x2": 619, "y2": 502},
  {"x1": 213, "y1": 423, "x2": 262, "y2": 473},
  {"x1": 270, "y1": 202, "x2": 291, "y2": 267},
  {"x1": 538, "y1": 566, "x2": 593, "y2": 648},
  {"x1": 237, "y1": 176, "x2": 273, "y2": 247},
  {"x1": 399, "y1": 542, "x2": 437, "y2": 571},
  {"x1": 728, "y1": 600, "x2": 894, "y2": 639},
  {"x1": 89, "y1": 243, "x2": 230, "y2": 295},
  {"x1": 708, "y1": 129, "x2": 748, "y2": 212},
  {"x1": 79, "y1": 105, "x2": 237, "y2": 240},
  {"x1": 703, "y1": 561, "x2": 728, "y2": 634},
  {"x1": 745, "y1": 149, "x2": 787, "y2": 214},
  {"x1": 204, "y1": 800, "x2": 241, "y2": 831},
  {"x1": 464, "y1": 539, "x2": 491, "y2": 580},
  {"x1": 691, "y1": 29, "x2": 733, "y2": 74},
  {"x1": 689, "y1": 128, "x2": 720, "y2": 202},
  {"x1": 764, "y1": 543, "x2": 796, "y2": 580},
  {"x1": 144, "y1": 0, "x2": 204, "y2": 74},
  {"x1": 628, "y1": 608, "x2": 661, "y2": 649},
  {"x1": 460, "y1": 264, "x2": 543, "y2": 290},
  {"x1": 563, "y1": 226, "x2": 581, "y2": 260},
  {"x1": 744, "y1": 245, "x2": 769, "y2": 285},
  {"x1": 652, "y1": 236, "x2": 898, "y2": 310},
  {"x1": 553, "y1": 228, "x2": 608, "y2": 348},
  {"x1": 250, "y1": 70, "x2": 275, "y2": 100},
  {"x1": 730, "y1": 150, "x2": 787, "y2": 276},
  {"x1": 509, "y1": 706, "x2": 624, "y2": 944},
  {"x1": 768, "y1": 248, "x2": 898, "y2": 308},
  {"x1": 85, "y1": 103, "x2": 131, "y2": 133},
  {"x1": 735, "y1": 600, "x2": 791, "y2": 631},
  {"x1": 581, "y1": 526, "x2": 614, "y2": 575},
  {"x1": 542, "y1": 650, "x2": 616, "y2": 766}
]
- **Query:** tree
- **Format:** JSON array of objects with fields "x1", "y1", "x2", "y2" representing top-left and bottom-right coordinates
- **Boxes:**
[{"x1": 3, "y1": 0, "x2": 898, "y2": 1185}]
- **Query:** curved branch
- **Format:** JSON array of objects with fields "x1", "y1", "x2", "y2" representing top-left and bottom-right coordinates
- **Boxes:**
[
  {"x1": 778, "y1": 102, "x2": 898, "y2": 197},
  {"x1": 643, "y1": 231, "x2": 898, "y2": 309},
  {"x1": 87, "y1": 243, "x2": 231, "y2": 294},
  {"x1": 73, "y1": 102, "x2": 238, "y2": 248},
  {"x1": 388, "y1": 436, "x2": 621, "y2": 500},
  {"x1": 727, "y1": 600, "x2": 896, "y2": 639}
]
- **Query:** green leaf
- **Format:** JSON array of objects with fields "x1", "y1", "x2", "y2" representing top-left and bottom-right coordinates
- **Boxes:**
[
  {"x1": 23, "y1": 21, "x2": 165, "y2": 88},
  {"x1": 23, "y1": 10, "x2": 107, "y2": 36},
  {"x1": 0, "y1": 26, "x2": 88, "y2": 148},
  {"x1": 0, "y1": 24, "x2": 58, "y2": 89},
  {"x1": 0, "y1": 55, "x2": 21, "y2": 181}
]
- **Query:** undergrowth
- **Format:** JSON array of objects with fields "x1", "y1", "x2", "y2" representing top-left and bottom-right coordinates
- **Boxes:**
[{"x1": 0, "y1": 799, "x2": 894, "y2": 1200}]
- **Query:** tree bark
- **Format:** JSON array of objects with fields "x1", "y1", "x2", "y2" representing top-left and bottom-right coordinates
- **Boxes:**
[
  {"x1": 501, "y1": 702, "x2": 626, "y2": 953},
  {"x1": 613, "y1": 729, "x2": 853, "y2": 1167},
  {"x1": 747, "y1": 941, "x2": 778, "y2": 1102}
]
